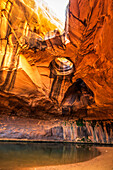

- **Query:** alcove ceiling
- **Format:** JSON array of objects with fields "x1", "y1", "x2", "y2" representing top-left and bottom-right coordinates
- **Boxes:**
[{"x1": 0, "y1": 0, "x2": 113, "y2": 119}]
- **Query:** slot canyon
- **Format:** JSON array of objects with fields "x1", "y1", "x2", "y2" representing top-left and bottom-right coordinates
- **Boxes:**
[{"x1": 0, "y1": 0, "x2": 113, "y2": 144}]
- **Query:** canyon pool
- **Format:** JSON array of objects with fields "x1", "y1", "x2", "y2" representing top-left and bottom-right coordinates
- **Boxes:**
[{"x1": 0, "y1": 142, "x2": 100, "y2": 169}]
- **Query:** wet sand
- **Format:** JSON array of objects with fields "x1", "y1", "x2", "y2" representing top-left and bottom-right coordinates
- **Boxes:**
[{"x1": 22, "y1": 147, "x2": 113, "y2": 170}]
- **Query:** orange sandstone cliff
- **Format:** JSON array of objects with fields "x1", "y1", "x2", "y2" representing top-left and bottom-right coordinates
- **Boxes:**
[{"x1": 0, "y1": 0, "x2": 113, "y2": 119}]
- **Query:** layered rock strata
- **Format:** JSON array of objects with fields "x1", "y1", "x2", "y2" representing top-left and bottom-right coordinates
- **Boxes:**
[
  {"x1": 0, "y1": 116, "x2": 112, "y2": 144},
  {"x1": 0, "y1": 0, "x2": 113, "y2": 119}
]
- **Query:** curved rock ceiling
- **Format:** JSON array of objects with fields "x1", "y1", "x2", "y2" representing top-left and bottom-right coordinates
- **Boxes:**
[{"x1": 0, "y1": 0, "x2": 113, "y2": 119}]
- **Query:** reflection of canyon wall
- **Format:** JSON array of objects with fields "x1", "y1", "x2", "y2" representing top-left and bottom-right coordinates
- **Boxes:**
[{"x1": 0, "y1": 0, "x2": 113, "y2": 118}]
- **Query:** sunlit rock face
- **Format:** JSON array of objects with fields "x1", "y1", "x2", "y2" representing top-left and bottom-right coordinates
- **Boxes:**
[
  {"x1": 0, "y1": 0, "x2": 113, "y2": 119},
  {"x1": 66, "y1": 0, "x2": 113, "y2": 117},
  {"x1": 0, "y1": 0, "x2": 64, "y2": 115}
]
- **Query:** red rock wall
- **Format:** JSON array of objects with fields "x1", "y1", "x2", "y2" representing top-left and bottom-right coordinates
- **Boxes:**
[
  {"x1": 0, "y1": 0, "x2": 113, "y2": 119},
  {"x1": 68, "y1": 0, "x2": 113, "y2": 111}
]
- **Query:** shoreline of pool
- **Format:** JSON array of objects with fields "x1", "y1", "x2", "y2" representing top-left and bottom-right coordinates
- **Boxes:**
[
  {"x1": 0, "y1": 138, "x2": 113, "y2": 146},
  {"x1": 21, "y1": 147, "x2": 113, "y2": 170}
]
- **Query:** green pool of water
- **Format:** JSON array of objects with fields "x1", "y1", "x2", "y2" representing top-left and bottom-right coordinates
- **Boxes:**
[{"x1": 0, "y1": 142, "x2": 100, "y2": 169}]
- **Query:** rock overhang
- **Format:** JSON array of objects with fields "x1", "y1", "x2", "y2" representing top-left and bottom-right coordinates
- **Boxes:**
[{"x1": 0, "y1": 0, "x2": 113, "y2": 120}]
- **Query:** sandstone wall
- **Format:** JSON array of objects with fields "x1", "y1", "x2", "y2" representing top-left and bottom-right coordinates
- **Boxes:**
[
  {"x1": 0, "y1": 0, "x2": 113, "y2": 119},
  {"x1": 68, "y1": 0, "x2": 113, "y2": 111}
]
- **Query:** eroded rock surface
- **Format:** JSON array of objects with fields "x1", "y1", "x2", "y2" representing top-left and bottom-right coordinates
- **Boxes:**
[
  {"x1": 0, "y1": 116, "x2": 112, "y2": 143},
  {"x1": 0, "y1": 0, "x2": 113, "y2": 119},
  {"x1": 67, "y1": 0, "x2": 113, "y2": 111}
]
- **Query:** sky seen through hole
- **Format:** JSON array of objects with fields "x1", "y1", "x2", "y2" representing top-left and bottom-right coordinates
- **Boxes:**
[{"x1": 44, "y1": 0, "x2": 69, "y2": 26}]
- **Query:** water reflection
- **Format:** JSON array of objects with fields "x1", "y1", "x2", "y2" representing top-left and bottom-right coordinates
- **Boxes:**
[{"x1": 0, "y1": 142, "x2": 100, "y2": 169}]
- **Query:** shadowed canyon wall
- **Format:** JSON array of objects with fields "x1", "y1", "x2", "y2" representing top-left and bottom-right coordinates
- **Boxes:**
[
  {"x1": 0, "y1": 0, "x2": 113, "y2": 120},
  {"x1": 0, "y1": 117, "x2": 113, "y2": 143}
]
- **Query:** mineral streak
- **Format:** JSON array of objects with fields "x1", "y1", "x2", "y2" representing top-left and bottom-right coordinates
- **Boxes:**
[{"x1": 0, "y1": 0, "x2": 113, "y2": 119}]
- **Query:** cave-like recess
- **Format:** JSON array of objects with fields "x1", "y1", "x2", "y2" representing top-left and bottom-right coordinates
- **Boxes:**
[{"x1": 0, "y1": 0, "x2": 113, "y2": 143}]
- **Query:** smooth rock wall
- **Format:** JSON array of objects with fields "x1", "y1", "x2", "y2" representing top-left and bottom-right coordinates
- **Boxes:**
[{"x1": 0, "y1": 116, "x2": 112, "y2": 144}]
